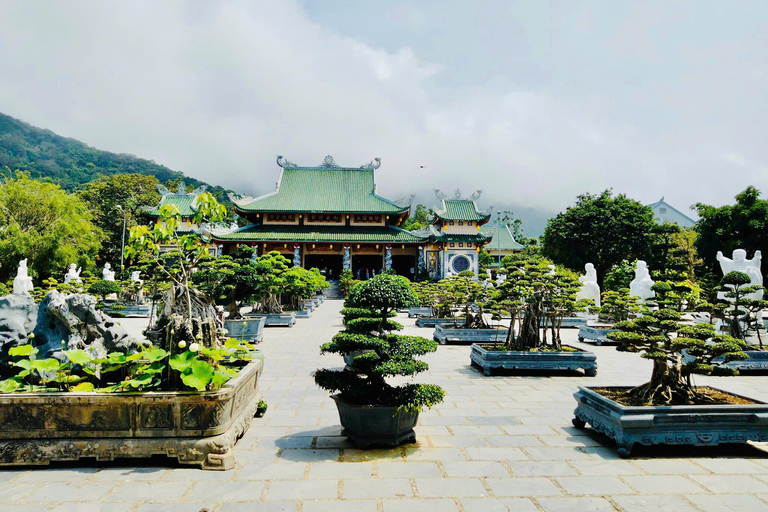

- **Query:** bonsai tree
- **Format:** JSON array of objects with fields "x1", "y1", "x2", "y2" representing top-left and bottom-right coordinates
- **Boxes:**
[
  {"x1": 339, "y1": 269, "x2": 355, "y2": 297},
  {"x1": 123, "y1": 193, "x2": 227, "y2": 351},
  {"x1": 445, "y1": 271, "x2": 494, "y2": 329},
  {"x1": 608, "y1": 309, "x2": 748, "y2": 405},
  {"x1": 597, "y1": 289, "x2": 643, "y2": 324},
  {"x1": 88, "y1": 279, "x2": 122, "y2": 304},
  {"x1": 191, "y1": 246, "x2": 264, "y2": 318},
  {"x1": 314, "y1": 274, "x2": 444, "y2": 416},
  {"x1": 282, "y1": 266, "x2": 329, "y2": 311},
  {"x1": 717, "y1": 271, "x2": 765, "y2": 341}
]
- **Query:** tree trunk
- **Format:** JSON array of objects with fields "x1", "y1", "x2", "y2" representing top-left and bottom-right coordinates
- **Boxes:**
[{"x1": 628, "y1": 357, "x2": 698, "y2": 405}]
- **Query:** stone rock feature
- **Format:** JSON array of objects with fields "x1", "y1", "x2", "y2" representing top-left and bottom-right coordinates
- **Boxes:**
[{"x1": 0, "y1": 290, "x2": 147, "y2": 361}]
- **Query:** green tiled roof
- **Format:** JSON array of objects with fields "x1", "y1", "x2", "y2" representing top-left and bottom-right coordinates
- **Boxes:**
[
  {"x1": 236, "y1": 168, "x2": 409, "y2": 214},
  {"x1": 481, "y1": 225, "x2": 526, "y2": 251},
  {"x1": 433, "y1": 199, "x2": 490, "y2": 222},
  {"x1": 433, "y1": 233, "x2": 492, "y2": 244},
  {"x1": 145, "y1": 194, "x2": 197, "y2": 217},
  {"x1": 212, "y1": 225, "x2": 428, "y2": 244}
]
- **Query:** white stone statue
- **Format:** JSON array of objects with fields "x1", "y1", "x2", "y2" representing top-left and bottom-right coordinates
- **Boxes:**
[
  {"x1": 12, "y1": 259, "x2": 34, "y2": 296},
  {"x1": 64, "y1": 264, "x2": 82, "y2": 284},
  {"x1": 629, "y1": 260, "x2": 655, "y2": 301},
  {"x1": 576, "y1": 262, "x2": 601, "y2": 307},
  {"x1": 547, "y1": 264, "x2": 556, "y2": 276},
  {"x1": 131, "y1": 271, "x2": 142, "y2": 284},
  {"x1": 102, "y1": 263, "x2": 115, "y2": 281},
  {"x1": 717, "y1": 249, "x2": 763, "y2": 301}
]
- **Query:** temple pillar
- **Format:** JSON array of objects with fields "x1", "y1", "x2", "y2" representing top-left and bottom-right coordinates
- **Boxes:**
[
  {"x1": 385, "y1": 245, "x2": 392, "y2": 270},
  {"x1": 293, "y1": 244, "x2": 301, "y2": 267},
  {"x1": 343, "y1": 245, "x2": 351, "y2": 271},
  {"x1": 417, "y1": 246, "x2": 425, "y2": 276}
]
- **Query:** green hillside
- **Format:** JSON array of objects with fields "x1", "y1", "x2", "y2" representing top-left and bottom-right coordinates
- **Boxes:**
[{"x1": 0, "y1": 112, "x2": 229, "y2": 198}]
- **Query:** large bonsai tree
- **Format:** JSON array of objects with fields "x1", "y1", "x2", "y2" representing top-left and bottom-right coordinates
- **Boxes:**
[
  {"x1": 608, "y1": 309, "x2": 748, "y2": 405},
  {"x1": 717, "y1": 271, "x2": 766, "y2": 342},
  {"x1": 314, "y1": 274, "x2": 444, "y2": 412}
]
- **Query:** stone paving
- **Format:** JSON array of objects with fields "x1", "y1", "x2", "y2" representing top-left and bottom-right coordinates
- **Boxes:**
[{"x1": 4, "y1": 299, "x2": 768, "y2": 511}]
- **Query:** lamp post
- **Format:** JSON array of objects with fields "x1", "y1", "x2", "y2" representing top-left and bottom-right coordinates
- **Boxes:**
[{"x1": 116, "y1": 205, "x2": 127, "y2": 270}]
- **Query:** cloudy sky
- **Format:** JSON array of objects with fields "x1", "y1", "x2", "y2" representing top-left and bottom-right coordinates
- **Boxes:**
[{"x1": 0, "y1": 0, "x2": 766, "y2": 221}]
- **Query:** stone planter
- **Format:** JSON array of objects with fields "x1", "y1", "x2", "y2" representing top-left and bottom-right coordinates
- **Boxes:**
[
  {"x1": 470, "y1": 344, "x2": 597, "y2": 376},
  {"x1": 408, "y1": 307, "x2": 434, "y2": 318},
  {"x1": 415, "y1": 317, "x2": 462, "y2": 328},
  {"x1": 572, "y1": 386, "x2": 768, "y2": 458},
  {"x1": 331, "y1": 395, "x2": 418, "y2": 447},
  {"x1": 106, "y1": 305, "x2": 152, "y2": 317},
  {"x1": 311, "y1": 297, "x2": 321, "y2": 307},
  {"x1": 302, "y1": 300, "x2": 316, "y2": 312},
  {"x1": 245, "y1": 312, "x2": 296, "y2": 327},
  {"x1": 223, "y1": 317, "x2": 266, "y2": 342},
  {"x1": 0, "y1": 359, "x2": 263, "y2": 470},
  {"x1": 560, "y1": 317, "x2": 588, "y2": 328},
  {"x1": 433, "y1": 325, "x2": 506, "y2": 345},
  {"x1": 578, "y1": 323, "x2": 619, "y2": 345},
  {"x1": 294, "y1": 309, "x2": 312, "y2": 319},
  {"x1": 715, "y1": 350, "x2": 768, "y2": 371}
]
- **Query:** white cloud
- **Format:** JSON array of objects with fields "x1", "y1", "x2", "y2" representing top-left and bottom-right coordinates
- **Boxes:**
[{"x1": 0, "y1": 0, "x2": 766, "y2": 219}]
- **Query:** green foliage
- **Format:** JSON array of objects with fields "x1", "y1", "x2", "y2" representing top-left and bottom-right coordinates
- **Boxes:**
[
  {"x1": 694, "y1": 186, "x2": 768, "y2": 275},
  {"x1": 315, "y1": 274, "x2": 444, "y2": 412},
  {"x1": 0, "y1": 339, "x2": 255, "y2": 394},
  {"x1": 0, "y1": 173, "x2": 103, "y2": 281},
  {"x1": 604, "y1": 260, "x2": 635, "y2": 291},
  {"x1": 597, "y1": 289, "x2": 643, "y2": 323},
  {"x1": 541, "y1": 190, "x2": 657, "y2": 286},
  {"x1": 402, "y1": 204, "x2": 432, "y2": 231},
  {"x1": 607, "y1": 308, "x2": 748, "y2": 405},
  {"x1": 339, "y1": 269, "x2": 355, "y2": 297},
  {"x1": 717, "y1": 271, "x2": 767, "y2": 341},
  {"x1": 88, "y1": 279, "x2": 122, "y2": 301}
]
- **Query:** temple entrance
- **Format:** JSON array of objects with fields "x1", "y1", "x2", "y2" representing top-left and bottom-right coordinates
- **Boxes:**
[
  {"x1": 392, "y1": 255, "x2": 416, "y2": 280},
  {"x1": 304, "y1": 255, "x2": 343, "y2": 280},
  {"x1": 352, "y1": 255, "x2": 383, "y2": 280}
]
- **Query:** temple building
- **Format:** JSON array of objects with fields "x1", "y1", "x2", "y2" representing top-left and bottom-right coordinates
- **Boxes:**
[
  {"x1": 421, "y1": 191, "x2": 493, "y2": 278},
  {"x1": 647, "y1": 197, "x2": 696, "y2": 228},
  {"x1": 214, "y1": 156, "x2": 427, "y2": 280},
  {"x1": 481, "y1": 223, "x2": 526, "y2": 267},
  {"x1": 145, "y1": 184, "x2": 209, "y2": 233}
]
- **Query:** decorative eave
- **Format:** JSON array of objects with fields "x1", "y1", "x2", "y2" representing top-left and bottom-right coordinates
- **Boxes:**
[
  {"x1": 430, "y1": 189, "x2": 492, "y2": 224},
  {"x1": 144, "y1": 184, "x2": 207, "y2": 217}
]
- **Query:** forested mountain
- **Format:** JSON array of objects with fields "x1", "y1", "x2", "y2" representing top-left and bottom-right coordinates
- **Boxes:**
[{"x1": 0, "y1": 112, "x2": 230, "y2": 198}]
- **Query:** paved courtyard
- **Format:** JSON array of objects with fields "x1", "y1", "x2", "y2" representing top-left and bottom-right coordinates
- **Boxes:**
[{"x1": 4, "y1": 300, "x2": 768, "y2": 511}]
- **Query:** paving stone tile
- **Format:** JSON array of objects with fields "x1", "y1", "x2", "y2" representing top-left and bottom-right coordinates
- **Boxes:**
[
  {"x1": 404, "y1": 447, "x2": 467, "y2": 461},
  {"x1": 465, "y1": 447, "x2": 527, "y2": 461},
  {"x1": 450, "y1": 426, "x2": 505, "y2": 436},
  {"x1": 308, "y1": 462, "x2": 374, "y2": 479},
  {"x1": 187, "y1": 481, "x2": 265, "y2": 501},
  {"x1": 428, "y1": 435, "x2": 488, "y2": 447},
  {"x1": 442, "y1": 461, "x2": 509, "y2": 477},
  {"x1": 621, "y1": 475, "x2": 705, "y2": 494},
  {"x1": 315, "y1": 436, "x2": 355, "y2": 448},
  {"x1": 689, "y1": 474, "x2": 768, "y2": 493},
  {"x1": 538, "y1": 435, "x2": 603, "y2": 447},
  {"x1": 500, "y1": 425, "x2": 555, "y2": 436},
  {"x1": 89, "y1": 467, "x2": 168, "y2": 481},
  {"x1": 485, "y1": 435, "x2": 544, "y2": 447},
  {"x1": 302, "y1": 500, "x2": 378, "y2": 512},
  {"x1": 0, "y1": 483, "x2": 36, "y2": 502},
  {"x1": 23, "y1": 482, "x2": 115, "y2": 502},
  {"x1": 266, "y1": 480, "x2": 338, "y2": 500},
  {"x1": 461, "y1": 497, "x2": 538, "y2": 512},
  {"x1": 15, "y1": 468, "x2": 99, "y2": 482},
  {"x1": 134, "y1": 504, "x2": 218, "y2": 512},
  {"x1": 568, "y1": 459, "x2": 644, "y2": 475},
  {"x1": 0, "y1": 506, "x2": 50, "y2": 512},
  {"x1": 276, "y1": 449, "x2": 340, "y2": 463},
  {"x1": 381, "y1": 498, "x2": 459, "y2": 512},
  {"x1": 218, "y1": 502, "x2": 298, "y2": 512},
  {"x1": 237, "y1": 462, "x2": 307, "y2": 480},
  {"x1": 629, "y1": 459, "x2": 710, "y2": 475},
  {"x1": 507, "y1": 461, "x2": 577, "y2": 477},
  {"x1": 106, "y1": 481, "x2": 191, "y2": 502},
  {"x1": 415, "y1": 477, "x2": 488, "y2": 497},
  {"x1": 694, "y1": 458, "x2": 766, "y2": 474},
  {"x1": 48, "y1": 504, "x2": 134, "y2": 512},
  {"x1": 555, "y1": 476, "x2": 634, "y2": 495},
  {"x1": 525, "y1": 447, "x2": 597, "y2": 460},
  {"x1": 466, "y1": 416, "x2": 520, "y2": 425},
  {"x1": 536, "y1": 497, "x2": 615, "y2": 512},
  {"x1": 377, "y1": 462, "x2": 442, "y2": 478},
  {"x1": 343, "y1": 478, "x2": 413, "y2": 498},
  {"x1": 686, "y1": 494, "x2": 768, "y2": 512},
  {"x1": 485, "y1": 477, "x2": 562, "y2": 497},
  {"x1": 611, "y1": 495, "x2": 700, "y2": 512}
]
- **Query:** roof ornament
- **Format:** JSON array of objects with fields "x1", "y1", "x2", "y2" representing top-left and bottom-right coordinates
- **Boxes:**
[
  {"x1": 470, "y1": 190, "x2": 483, "y2": 201},
  {"x1": 276, "y1": 155, "x2": 298, "y2": 168},
  {"x1": 176, "y1": 182, "x2": 187, "y2": 194},
  {"x1": 156, "y1": 184, "x2": 172, "y2": 196},
  {"x1": 454, "y1": 188, "x2": 462, "y2": 199},
  {"x1": 320, "y1": 155, "x2": 340, "y2": 168},
  {"x1": 360, "y1": 158, "x2": 381, "y2": 170},
  {"x1": 227, "y1": 192, "x2": 254, "y2": 208},
  {"x1": 394, "y1": 194, "x2": 416, "y2": 207},
  {"x1": 434, "y1": 189, "x2": 447, "y2": 200}
]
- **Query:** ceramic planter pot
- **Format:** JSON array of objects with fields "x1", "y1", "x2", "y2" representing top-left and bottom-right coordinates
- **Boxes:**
[
  {"x1": 415, "y1": 317, "x2": 461, "y2": 328},
  {"x1": 331, "y1": 395, "x2": 418, "y2": 447},
  {"x1": 408, "y1": 307, "x2": 434, "y2": 318},
  {"x1": 433, "y1": 325, "x2": 507, "y2": 345},
  {"x1": 0, "y1": 360, "x2": 263, "y2": 470},
  {"x1": 244, "y1": 312, "x2": 297, "y2": 327},
  {"x1": 578, "y1": 323, "x2": 619, "y2": 345},
  {"x1": 572, "y1": 386, "x2": 768, "y2": 457},
  {"x1": 223, "y1": 317, "x2": 266, "y2": 342},
  {"x1": 470, "y1": 344, "x2": 597, "y2": 376}
]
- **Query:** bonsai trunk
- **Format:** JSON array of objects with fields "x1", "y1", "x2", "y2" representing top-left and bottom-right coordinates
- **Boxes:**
[{"x1": 628, "y1": 356, "x2": 698, "y2": 405}]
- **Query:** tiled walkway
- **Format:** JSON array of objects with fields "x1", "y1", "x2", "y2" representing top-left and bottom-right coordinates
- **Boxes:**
[{"x1": 4, "y1": 299, "x2": 768, "y2": 511}]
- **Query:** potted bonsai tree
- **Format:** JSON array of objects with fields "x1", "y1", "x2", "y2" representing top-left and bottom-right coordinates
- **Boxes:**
[
  {"x1": 470, "y1": 255, "x2": 597, "y2": 376},
  {"x1": 578, "y1": 289, "x2": 642, "y2": 345},
  {"x1": 572, "y1": 305, "x2": 763, "y2": 457},
  {"x1": 314, "y1": 274, "x2": 444, "y2": 446},
  {"x1": 432, "y1": 271, "x2": 504, "y2": 344}
]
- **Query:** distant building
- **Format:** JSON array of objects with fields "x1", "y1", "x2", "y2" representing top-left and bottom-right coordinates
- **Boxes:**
[
  {"x1": 480, "y1": 224, "x2": 526, "y2": 266},
  {"x1": 647, "y1": 197, "x2": 696, "y2": 228},
  {"x1": 424, "y1": 190, "x2": 493, "y2": 279},
  {"x1": 145, "y1": 183, "x2": 208, "y2": 232}
]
